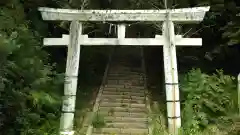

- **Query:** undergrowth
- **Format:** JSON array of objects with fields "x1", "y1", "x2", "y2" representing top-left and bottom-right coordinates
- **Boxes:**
[
  {"x1": 151, "y1": 68, "x2": 239, "y2": 135},
  {"x1": 92, "y1": 113, "x2": 106, "y2": 128},
  {"x1": 180, "y1": 68, "x2": 238, "y2": 134}
]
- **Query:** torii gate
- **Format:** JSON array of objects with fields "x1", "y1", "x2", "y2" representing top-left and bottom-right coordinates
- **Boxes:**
[{"x1": 38, "y1": 6, "x2": 210, "y2": 135}]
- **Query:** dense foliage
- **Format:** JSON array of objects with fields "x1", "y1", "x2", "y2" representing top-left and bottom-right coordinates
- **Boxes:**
[
  {"x1": 0, "y1": 1, "x2": 63, "y2": 134},
  {"x1": 180, "y1": 69, "x2": 238, "y2": 134},
  {"x1": 0, "y1": 0, "x2": 239, "y2": 134},
  {"x1": 0, "y1": 0, "x2": 110, "y2": 134}
]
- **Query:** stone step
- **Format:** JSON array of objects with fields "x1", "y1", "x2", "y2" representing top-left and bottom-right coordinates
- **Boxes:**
[
  {"x1": 108, "y1": 70, "x2": 135, "y2": 74},
  {"x1": 108, "y1": 68, "x2": 143, "y2": 73},
  {"x1": 108, "y1": 66, "x2": 130, "y2": 69},
  {"x1": 98, "y1": 111, "x2": 147, "y2": 118},
  {"x1": 101, "y1": 94, "x2": 145, "y2": 101},
  {"x1": 104, "y1": 84, "x2": 145, "y2": 88},
  {"x1": 103, "y1": 87, "x2": 146, "y2": 93},
  {"x1": 106, "y1": 80, "x2": 118, "y2": 84},
  {"x1": 103, "y1": 89, "x2": 146, "y2": 96},
  {"x1": 106, "y1": 78, "x2": 143, "y2": 82},
  {"x1": 129, "y1": 69, "x2": 143, "y2": 72},
  {"x1": 108, "y1": 69, "x2": 143, "y2": 76},
  {"x1": 99, "y1": 102, "x2": 146, "y2": 108},
  {"x1": 118, "y1": 79, "x2": 143, "y2": 83},
  {"x1": 107, "y1": 73, "x2": 143, "y2": 77},
  {"x1": 106, "y1": 81, "x2": 144, "y2": 85},
  {"x1": 104, "y1": 84, "x2": 125, "y2": 89},
  {"x1": 108, "y1": 66, "x2": 130, "y2": 70},
  {"x1": 108, "y1": 67, "x2": 139, "y2": 70},
  {"x1": 111, "y1": 64, "x2": 141, "y2": 68},
  {"x1": 99, "y1": 106, "x2": 147, "y2": 113},
  {"x1": 92, "y1": 127, "x2": 148, "y2": 134},
  {"x1": 102, "y1": 91, "x2": 145, "y2": 97},
  {"x1": 100, "y1": 98, "x2": 145, "y2": 104},
  {"x1": 107, "y1": 76, "x2": 144, "y2": 80},
  {"x1": 92, "y1": 133, "x2": 130, "y2": 135},
  {"x1": 104, "y1": 85, "x2": 145, "y2": 90},
  {"x1": 104, "y1": 116, "x2": 148, "y2": 123},
  {"x1": 106, "y1": 80, "x2": 144, "y2": 85},
  {"x1": 107, "y1": 75, "x2": 143, "y2": 79},
  {"x1": 105, "y1": 122, "x2": 148, "y2": 128},
  {"x1": 119, "y1": 81, "x2": 144, "y2": 85}
]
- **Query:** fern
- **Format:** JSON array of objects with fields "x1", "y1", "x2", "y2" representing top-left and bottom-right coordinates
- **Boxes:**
[{"x1": 180, "y1": 68, "x2": 237, "y2": 133}]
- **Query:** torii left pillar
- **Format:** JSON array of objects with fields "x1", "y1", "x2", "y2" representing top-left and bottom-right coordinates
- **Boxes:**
[{"x1": 60, "y1": 21, "x2": 82, "y2": 135}]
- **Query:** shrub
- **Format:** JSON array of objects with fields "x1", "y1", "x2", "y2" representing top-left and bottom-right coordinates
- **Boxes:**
[
  {"x1": 180, "y1": 68, "x2": 237, "y2": 134},
  {"x1": 0, "y1": 2, "x2": 63, "y2": 134}
]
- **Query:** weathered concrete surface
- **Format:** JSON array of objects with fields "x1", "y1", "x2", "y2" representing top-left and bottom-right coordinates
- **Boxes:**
[{"x1": 91, "y1": 46, "x2": 149, "y2": 135}]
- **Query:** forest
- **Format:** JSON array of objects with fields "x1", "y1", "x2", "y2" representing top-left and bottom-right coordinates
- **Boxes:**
[{"x1": 0, "y1": 0, "x2": 240, "y2": 135}]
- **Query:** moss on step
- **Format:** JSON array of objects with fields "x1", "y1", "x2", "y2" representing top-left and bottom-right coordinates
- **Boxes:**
[
  {"x1": 121, "y1": 104, "x2": 128, "y2": 107},
  {"x1": 108, "y1": 108, "x2": 115, "y2": 116},
  {"x1": 92, "y1": 113, "x2": 106, "y2": 128}
]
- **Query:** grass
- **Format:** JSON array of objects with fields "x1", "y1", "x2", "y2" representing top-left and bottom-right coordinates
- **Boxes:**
[
  {"x1": 143, "y1": 48, "x2": 232, "y2": 135},
  {"x1": 92, "y1": 113, "x2": 106, "y2": 128},
  {"x1": 74, "y1": 85, "x2": 99, "y2": 134},
  {"x1": 148, "y1": 85, "x2": 237, "y2": 135},
  {"x1": 150, "y1": 101, "x2": 231, "y2": 135},
  {"x1": 108, "y1": 108, "x2": 115, "y2": 116},
  {"x1": 150, "y1": 98, "x2": 169, "y2": 135}
]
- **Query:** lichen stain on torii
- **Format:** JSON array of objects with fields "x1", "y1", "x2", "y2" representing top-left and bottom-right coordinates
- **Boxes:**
[{"x1": 38, "y1": 6, "x2": 210, "y2": 22}]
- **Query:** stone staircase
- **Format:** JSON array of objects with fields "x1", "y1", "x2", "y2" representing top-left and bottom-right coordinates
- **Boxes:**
[{"x1": 88, "y1": 47, "x2": 150, "y2": 135}]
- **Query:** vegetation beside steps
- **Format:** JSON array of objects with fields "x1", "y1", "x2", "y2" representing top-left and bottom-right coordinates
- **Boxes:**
[
  {"x1": 146, "y1": 69, "x2": 240, "y2": 135},
  {"x1": 92, "y1": 113, "x2": 106, "y2": 129},
  {"x1": 144, "y1": 47, "x2": 240, "y2": 135},
  {"x1": 74, "y1": 85, "x2": 99, "y2": 134}
]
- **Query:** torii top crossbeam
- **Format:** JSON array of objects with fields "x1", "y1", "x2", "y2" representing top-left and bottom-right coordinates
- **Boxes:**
[{"x1": 38, "y1": 6, "x2": 210, "y2": 22}]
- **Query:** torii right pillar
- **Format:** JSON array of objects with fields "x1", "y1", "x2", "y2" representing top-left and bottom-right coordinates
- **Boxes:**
[{"x1": 161, "y1": 12, "x2": 208, "y2": 135}]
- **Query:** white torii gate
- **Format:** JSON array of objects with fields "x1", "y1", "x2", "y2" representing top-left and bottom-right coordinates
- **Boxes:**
[{"x1": 38, "y1": 6, "x2": 210, "y2": 135}]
